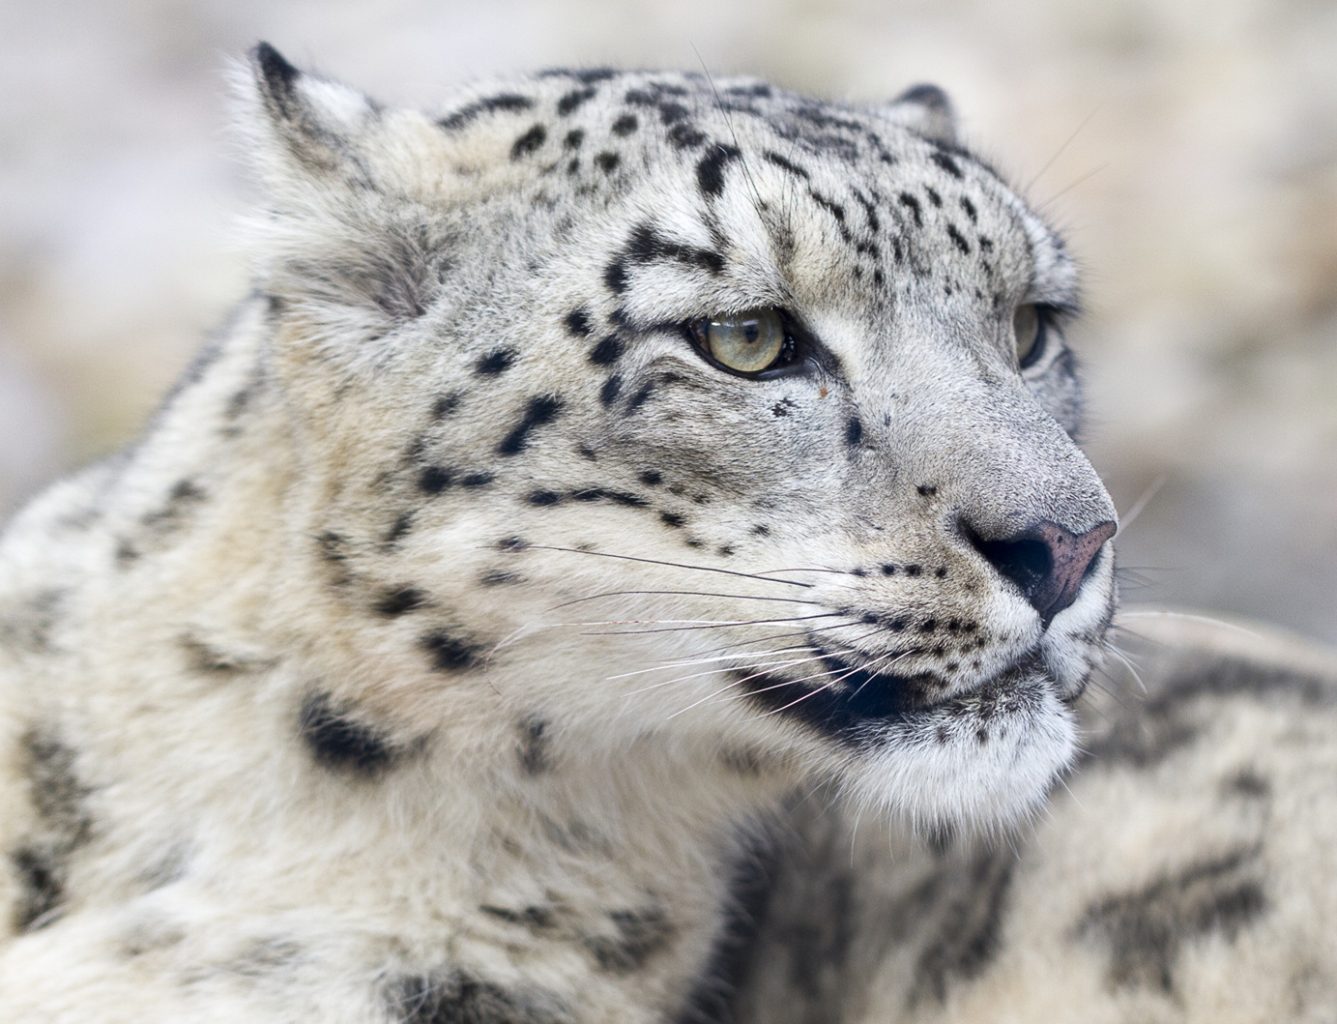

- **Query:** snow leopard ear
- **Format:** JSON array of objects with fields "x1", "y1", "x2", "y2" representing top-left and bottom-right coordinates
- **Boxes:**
[
  {"x1": 881, "y1": 83, "x2": 958, "y2": 145},
  {"x1": 237, "y1": 43, "x2": 456, "y2": 343},
  {"x1": 241, "y1": 42, "x2": 383, "y2": 189}
]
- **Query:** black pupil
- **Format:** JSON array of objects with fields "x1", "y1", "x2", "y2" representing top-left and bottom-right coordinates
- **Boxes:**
[{"x1": 742, "y1": 320, "x2": 761, "y2": 344}]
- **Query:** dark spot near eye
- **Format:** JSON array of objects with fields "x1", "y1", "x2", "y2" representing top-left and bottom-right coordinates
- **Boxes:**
[
  {"x1": 420, "y1": 629, "x2": 480, "y2": 672},
  {"x1": 612, "y1": 113, "x2": 638, "y2": 136},
  {"x1": 861, "y1": 612, "x2": 878, "y2": 625},
  {"x1": 846, "y1": 416, "x2": 863, "y2": 447},
  {"x1": 906, "y1": 565, "x2": 922, "y2": 577},
  {"x1": 600, "y1": 374, "x2": 623, "y2": 407},
  {"x1": 375, "y1": 587, "x2": 428, "y2": 618},
  {"x1": 595, "y1": 152, "x2": 620, "y2": 173},
  {"x1": 563, "y1": 128, "x2": 584, "y2": 150},
  {"x1": 527, "y1": 490, "x2": 562, "y2": 506},
  {"x1": 931, "y1": 150, "x2": 964, "y2": 179},
  {"x1": 890, "y1": 618, "x2": 908, "y2": 632},
  {"x1": 627, "y1": 381, "x2": 656, "y2": 413},
  {"x1": 772, "y1": 398, "x2": 793, "y2": 418},
  {"x1": 498, "y1": 395, "x2": 564, "y2": 456},
  {"x1": 475, "y1": 349, "x2": 516, "y2": 376},
  {"x1": 659, "y1": 511, "x2": 686, "y2": 528},
  {"x1": 697, "y1": 144, "x2": 741, "y2": 198},
  {"x1": 898, "y1": 192, "x2": 923, "y2": 227},
  {"x1": 638, "y1": 469, "x2": 663, "y2": 487},
  {"x1": 917, "y1": 484, "x2": 937, "y2": 496},
  {"x1": 935, "y1": 567, "x2": 948, "y2": 579},
  {"x1": 565, "y1": 309, "x2": 592, "y2": 337},
  {"x1": 589, "y1": 336, "x2": 624, "y2": 365},
  {"x1": 298, "y1": 693, "x2": 398, "y2": 777},
  {"x1": 881, "y1": 564, "x2": 897, "y2": 576},
  {"x1": 920, "y1": 620, "x2": 937, "y2": 633},
  {"x1": 946, "y1": 223, "x2": 971, "y2": 255},
  {"x1": 418, "y1": 466, "x2": 454, "y2": 494},
  {"x1": 577, "y1": 444, "x2": 598, "y2": 461},
  {"x1": 557, "y1": 87, "x2": 596, "y2": 116}
]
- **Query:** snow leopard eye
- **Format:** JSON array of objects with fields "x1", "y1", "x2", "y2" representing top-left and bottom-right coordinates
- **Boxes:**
[
  {"x1": 688, "y1": 308, "x2": 799, "y2": 378},
  {"x1": 1012, "y1": 303, "x2": 1049, "y2": 369}
]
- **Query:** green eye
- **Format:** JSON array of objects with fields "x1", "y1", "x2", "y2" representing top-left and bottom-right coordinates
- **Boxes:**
[
  {"x1": 1012, "y1": 303, "x2": 1047, "y2": 368},
  {"x1": 690, "y1": 308, "x2": 794, "y2": 376}
]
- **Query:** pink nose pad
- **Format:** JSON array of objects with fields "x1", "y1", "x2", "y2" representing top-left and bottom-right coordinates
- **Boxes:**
[{"x1": 967, "y1": 519, "x2": 1117, "y2": 627}]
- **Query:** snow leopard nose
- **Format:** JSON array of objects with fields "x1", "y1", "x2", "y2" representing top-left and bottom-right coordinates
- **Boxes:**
[{"x1": 964, "y1": 519, "x2": 1117, "y2": 627}]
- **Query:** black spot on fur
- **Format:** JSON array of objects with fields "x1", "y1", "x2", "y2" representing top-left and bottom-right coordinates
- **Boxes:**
[
  {"x1": 497, "y1": 396, "x2": 564, "y2": 456},
  {"x1": 518, "y1": 718, "x2": 550, "y2": 774},
  {"x1": 589, "y1": 335, "x2": 624, "y2": 365},
  {"x1": 946, "y1": 223, "x2": 971, "y2": 254},
  {"x1": 623, "y1": 223, "x2": 725, "y2": 277},
  {"x1": 917, "y1": 484, "x2": 937, "y2": 496},
  {"x1": 584, "y1": 907, "x2": 676, "y2": 973},
  {"x1": 298, "y1": 693, "x2": 398, "y2": 778},
  {"x1": 562, "y1": 128, "x2": 584, "y2": 150},
  {"x1": 931, "y1": 149, "x2": 964, "y2": 179},
  {"x1": 925, "y1": 186, "x2": 943, "y2": 208},
  {"x1": 594, "y1": 151, "x2": 620, "y2": 173},
  {"x1": 497, "y1": 536, "x2": 529, "y2": 551},
  {"x1": 439, "y1": 93, "x2": 534, "y2": 130},
  {"x1": 432, "y1": 391, "x2": 463, "y2": 419},
  {"x1": 461, "y1": 472, "x2": 495, "y2": 488},
  {"x1": 612, "y1": 113, "x2": 638, "y2": 136},
  {"x1": 480, "y1": 904, "x2": 555, "y2": 930},
  {"x1": 697, "y1": 144, "x2": 741, "y2": 198},
  {"x1": 638, "y1": 469, "x2": 663, "y2": 487},
  {"x1": 9, "y1": 730, "x2": 94, "y2": 931},
  {"x1": 475, "y1": 349, "x2": 517, "y2": 376},
  {"x1": 564, "y1": 308, "x2": 592, "y2": 337},
  {"x1": 510, "y1": 124, "x2": 547, "y2": 160},
  {"x1": 385, "y1": 971, "x2": 569, "y2": 1024},
  {"x1": 659, "y1": 511, "x2": 686, "y2": 528},
  {"x1": 845, "y1": 416, "x2": 863, "y2": 447},
  {"x1": 557, "y1": 86, "x2": 596, "y2": 115},
  {"x1": 959, "y1": 196, "x2": 978, "y2": 222},
  {"x1": 1076, "y1": 847, "x2": 1267, "y2": 993},
  {"x1": 376, "y1": 587, "x2": 428, "y2": 618},
  {"x1": 667, "y1": 123, "x2": 707, "y2": 149},
  {"x1": 420, "y1": 629, "x2": 480, "y2": 672},
  {"x1": 419, "y1": 466, "x2": 454, "y2": 494},
  {"x1": 763, "y1": 150, "x2": 810, "y2": 180},
  {"x1": 898, "y1": 192, "x2": 923, "y2": 227},
  {"x1": 528, "y1": 489, "x2": 563, "y2": 506},
  {"x1": 911, "y1": 853, "x2": 1014, "y2": 1004}
]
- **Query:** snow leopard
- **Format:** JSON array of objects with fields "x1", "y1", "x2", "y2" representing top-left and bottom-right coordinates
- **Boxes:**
[{"x1": 1, "y1": 42, "x2": 1333, "y2": 1023}]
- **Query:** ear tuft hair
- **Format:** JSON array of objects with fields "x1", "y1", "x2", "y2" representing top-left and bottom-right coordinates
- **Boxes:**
[
  {"x1": 882, "y1": 83, "x2": 958, "y2": 146},
  {"x1": 252, "y1": 42, "x2": 302, "y2": 119}
]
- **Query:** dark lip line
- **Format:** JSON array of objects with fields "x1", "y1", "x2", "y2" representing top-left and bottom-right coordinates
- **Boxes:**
[{"x1": 732, "y1": 638, "x2": 1060, "y2": 738}]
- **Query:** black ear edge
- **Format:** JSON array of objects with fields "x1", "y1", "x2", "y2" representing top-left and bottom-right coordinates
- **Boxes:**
[
  {"x1": 893, "y1": 83, "x2": 953, "y2": 117},
  {"x1": 251, "y1": 42, "x2": 301, "y2": 119}
]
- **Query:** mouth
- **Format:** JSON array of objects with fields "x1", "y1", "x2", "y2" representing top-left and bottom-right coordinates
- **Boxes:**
[{"x1": 734, "y1": 641, "x2": 1068, "y2": 741}]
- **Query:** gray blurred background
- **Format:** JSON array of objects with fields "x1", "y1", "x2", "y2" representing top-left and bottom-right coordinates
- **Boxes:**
[{"x1": 1, "y1": 0, "x2": 1334, "y2": 643}]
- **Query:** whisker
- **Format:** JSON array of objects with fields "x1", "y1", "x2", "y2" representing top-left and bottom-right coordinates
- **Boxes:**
[
  {"x1": 606, "y1": 645, "x2": 820, "y2": 680},
  {"x1": 1116, "y1": 609, "x2": 1264, "y2": 639},
  {"x1": 581, "y1": 612, "x2": 845, "y2": 636},
  {"x1": 526, "y1": 545, "x2": 813, "y2": 589},
  {"x1": 553, "y1": 588, "x2": 815, "y2": 610},
  {"x1": 1116, "y1": 473, "x2": 1167, "y2": 538},
  {"x1": 627, "y1": 651, "x2": 826, "y2": 700}
]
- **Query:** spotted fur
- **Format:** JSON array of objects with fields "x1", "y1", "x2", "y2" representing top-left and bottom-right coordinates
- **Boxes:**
[{"x1": 1, "y1": 41, "x2": 1319, "y2": 1022}]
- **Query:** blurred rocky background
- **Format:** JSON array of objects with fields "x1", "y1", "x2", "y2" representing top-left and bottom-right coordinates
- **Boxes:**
[{"x1": 1, "y1": 0, "x2": 1334, "y2": 643}]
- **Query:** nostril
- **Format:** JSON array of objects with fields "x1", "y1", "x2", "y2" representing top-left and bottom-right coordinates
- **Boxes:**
[
  {"x1": 967, "y1": 531, "x2": 1053, "y2": 605},
  {"x1": 962, "y1": 518, "x2": 1116, "y2": 627}
]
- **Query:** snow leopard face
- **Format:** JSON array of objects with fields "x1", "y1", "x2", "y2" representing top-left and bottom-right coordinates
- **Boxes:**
[{"x1": 247, "y1": 45, "x2": 1116, "y2": 831}]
